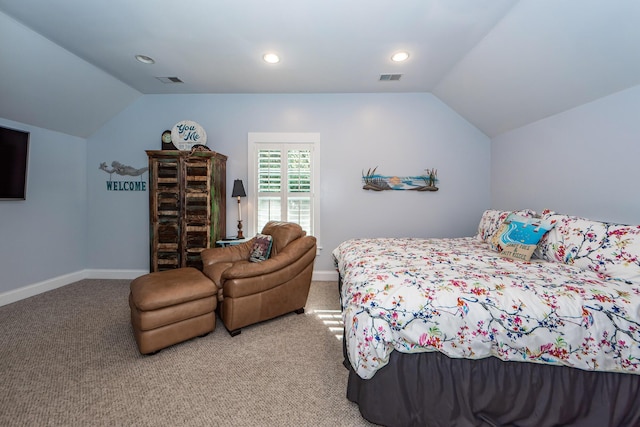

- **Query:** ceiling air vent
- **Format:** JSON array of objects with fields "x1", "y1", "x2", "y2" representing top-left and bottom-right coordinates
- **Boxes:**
[
  {"x1": 155, "y1": 76, "x2": 184, "y2": 84},
  {"x1": 379, "y1": 74, "x2": 402, "y2": 81}
]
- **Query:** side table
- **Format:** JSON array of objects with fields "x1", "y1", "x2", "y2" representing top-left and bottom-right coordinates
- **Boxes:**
[{"x1": 216, "y1": 238, "x2": 249, "y2": 247}]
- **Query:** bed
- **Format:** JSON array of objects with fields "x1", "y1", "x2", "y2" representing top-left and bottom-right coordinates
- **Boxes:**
[{"x1": 333, "y1": 210, "x2": 640, "y2": 426}]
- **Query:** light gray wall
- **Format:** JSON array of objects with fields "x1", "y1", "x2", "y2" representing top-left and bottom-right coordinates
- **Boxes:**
[
  {"x1": 491, "y1": 84, "x2": 640, "y2": 225},
  {"x1": 0, "y1": 118, "x2": 87, "y2": 294},
  {"x1": 6, "y1": 82, "x2": 640, "y2": 295},
  {"x1": 87, "y1": 92, "x2": 491, "y2": 273},
  {"x1": 4, "y1": 83, "x2": 639, "y2": 295},
  {"x1": 0, "y1": 11, "x2": 141, "y2": 138}
]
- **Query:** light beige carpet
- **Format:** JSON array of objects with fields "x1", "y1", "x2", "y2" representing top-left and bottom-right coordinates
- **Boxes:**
[{"x1": 0, "y1": 279, "x2": 376, "y2": 426}]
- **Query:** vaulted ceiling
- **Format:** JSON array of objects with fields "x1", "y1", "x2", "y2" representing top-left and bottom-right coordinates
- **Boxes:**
[{"x1": 1, "y1": 0, "x2": 639, "y2": 138}]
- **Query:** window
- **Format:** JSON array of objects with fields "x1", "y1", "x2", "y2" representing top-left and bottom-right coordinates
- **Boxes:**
[{"x1": 248, "y1": 133, "x2": 320, "y2": 240}]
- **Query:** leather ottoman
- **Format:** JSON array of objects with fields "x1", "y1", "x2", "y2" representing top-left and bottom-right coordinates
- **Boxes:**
[{"x1": 129, "y1": 267, "x2": 217, "y2": 354}]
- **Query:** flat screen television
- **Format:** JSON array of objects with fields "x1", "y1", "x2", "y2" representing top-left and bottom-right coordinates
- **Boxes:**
[{"x1": 0, "y1": 126, "x2": 30, "y2": 200}]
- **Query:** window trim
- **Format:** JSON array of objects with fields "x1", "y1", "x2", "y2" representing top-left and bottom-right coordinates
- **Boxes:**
[{"x1": 248, "y1": 132, "x2": 320, "y2": 243}]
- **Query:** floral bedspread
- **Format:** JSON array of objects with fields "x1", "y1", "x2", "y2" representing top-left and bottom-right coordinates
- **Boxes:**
[{"x1": 333, "y1": 237, "x2": 640, "y2": 379}]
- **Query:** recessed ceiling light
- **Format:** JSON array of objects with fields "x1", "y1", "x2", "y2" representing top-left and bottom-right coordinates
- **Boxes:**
[
  {"x1": 135, "y1": 54, "x2": 155, "y2": 64},
  {"x1": 391, "y1": 51, "x2": 410, "y2": 62},
  {"x1": 263, "y1": 53, "x2": 280, "y2": 64}
]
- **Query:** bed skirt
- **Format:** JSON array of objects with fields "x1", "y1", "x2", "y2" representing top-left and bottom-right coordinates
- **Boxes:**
[{"x1": 345, "y1": 349, "x2": 640, "y2": 427}]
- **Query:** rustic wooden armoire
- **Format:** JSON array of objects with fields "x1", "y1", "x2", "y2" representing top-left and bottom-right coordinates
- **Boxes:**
[{"x1": 146, "y1": 150, "x2": 226, "y2": 272}]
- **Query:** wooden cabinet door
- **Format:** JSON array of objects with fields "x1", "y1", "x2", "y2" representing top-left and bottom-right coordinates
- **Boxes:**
[{"x1": 147, "y1": 150, "x2": 226, "y2": 272}]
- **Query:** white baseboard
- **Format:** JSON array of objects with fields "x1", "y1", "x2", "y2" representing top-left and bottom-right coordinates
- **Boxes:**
[
  {"x1": 0, "y1": 270, "x2": 87, "y2": 307},
  {"x1": 84, "y1": 269, "x2": 149, "y2": 280},
  {"x1": 312, "y1": 270, "x2": 339, "y2": 281},
  {"x1": 0, "y1": 269, "x2": 148, "y2": 307},
  {"x1": 1, "y1": 268, "x2": 337, "y2": 307}
]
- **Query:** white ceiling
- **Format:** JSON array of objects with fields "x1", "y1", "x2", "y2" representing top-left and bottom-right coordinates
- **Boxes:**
[{"x1": 1, "y1": 0, "x2": 639, "y2": 138}]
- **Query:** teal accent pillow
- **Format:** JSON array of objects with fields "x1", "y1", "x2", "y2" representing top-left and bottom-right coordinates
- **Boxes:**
[
  {"x1": 476, "y1": 209, "x2": 537, "y2": 241},
  {"x1": 490, "y1": 213, "x2": 555, "y2": 261},
  {"x1": 249, "y1": 234, "x2": 273, "y2": 262}
]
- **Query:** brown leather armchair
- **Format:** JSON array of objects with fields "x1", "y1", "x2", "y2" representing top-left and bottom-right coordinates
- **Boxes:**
[{"x1": 201, "y1": 221, "x2": 317, "y2": 336}]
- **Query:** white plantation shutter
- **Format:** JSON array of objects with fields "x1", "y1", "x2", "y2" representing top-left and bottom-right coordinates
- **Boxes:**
[
  {"x1": 258, "y1": 150, "x2": 281, "y2": 193},
  {"x1": 256, "y1": 150, "x2": 282, "y2": 229},
  {"x1": 287, "y1": 150, "x2": 311, "y2": 193},
  {"x1": 257, "y1": 197, "x2": 281, "y2": 228},
  {"x1": 255, "y1": 147, "x2": 313, "y2": 233},
  {"x1": 249, "y1": 133, "x2": 319, "y2": 239},
  {"x1": 286, "y1": 149, "x2": 312, "y2": 232}
]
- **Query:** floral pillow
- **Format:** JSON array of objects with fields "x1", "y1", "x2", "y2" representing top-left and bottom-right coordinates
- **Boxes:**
[
  {"x1": 249, "y1": 234, "x2": 273, "y2": 262},
  {"x1": 489, "y1": 213, "x2": 555, "y2": 261},
  {"x1": 476, "y1": 209, "x2": 537, "y2": 242},
  {"x1": 535, "y1": 213, "x2": 640, "y2": 283}
]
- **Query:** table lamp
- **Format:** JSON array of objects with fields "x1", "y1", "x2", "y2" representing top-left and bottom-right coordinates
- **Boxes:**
[{"x1": 231, "y1": 179, "x2": 247, "y2": 239}]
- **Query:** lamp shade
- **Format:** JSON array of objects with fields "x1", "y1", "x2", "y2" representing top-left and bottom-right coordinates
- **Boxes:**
[{"x1": 231, "y1": 179, "x2": 246, "y2": 198}]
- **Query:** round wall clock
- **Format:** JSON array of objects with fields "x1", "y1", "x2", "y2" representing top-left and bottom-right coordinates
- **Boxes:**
[
  {"x1": 161, "y1": 130, "x2": 176, "y2": 150},
  {"x1": 171, "y1": 120, "x2": 207, "y2": 151}
]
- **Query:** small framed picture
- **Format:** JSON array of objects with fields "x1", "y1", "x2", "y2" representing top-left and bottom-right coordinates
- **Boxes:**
[{"x1": 161, "y1": 130, "x2": 176, "y2": 150}]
